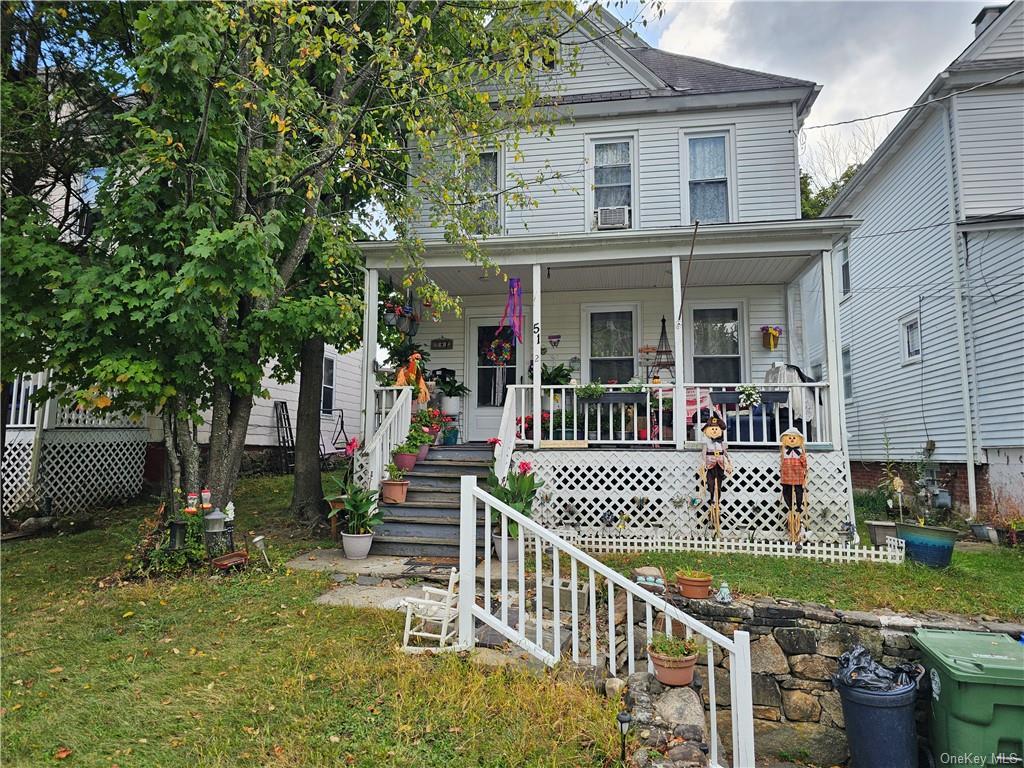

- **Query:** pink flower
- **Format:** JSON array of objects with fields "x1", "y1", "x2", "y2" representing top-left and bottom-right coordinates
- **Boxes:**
[
  {"x1": 422, "y1": 427, "x2": 430, "y2": 433},
  {"x1": 344, "y1": 437, "x2": 360, "y2": 457},
  {"x1": 518, "y1": 460, "x2": 532, "y2": 474},
  {"x1": 486, "y1": 437, "x2": 501, "y2": 446}
]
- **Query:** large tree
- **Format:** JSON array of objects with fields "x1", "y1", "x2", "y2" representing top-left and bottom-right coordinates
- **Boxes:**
[{"x1": 37, "y1": 0, "x2": 607, "y2": 505}]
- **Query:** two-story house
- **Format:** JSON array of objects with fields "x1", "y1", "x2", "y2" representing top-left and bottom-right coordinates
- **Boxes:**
[
  {"x1": 825, "y1": 1, "x2": 1024, "y2": 520},
  {"x1": 357, "y1": 7, "x2": 863, "y2": 557}
]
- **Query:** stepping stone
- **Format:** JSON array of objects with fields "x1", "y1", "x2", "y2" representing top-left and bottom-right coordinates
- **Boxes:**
[{"x1": 314, "y1": 583, "x2": 414, "y2": 611}]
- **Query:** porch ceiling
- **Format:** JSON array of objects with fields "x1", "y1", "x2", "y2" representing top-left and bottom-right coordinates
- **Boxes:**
[{"x1": 380, "y1": 254, "x2": 815, "y2": 296}]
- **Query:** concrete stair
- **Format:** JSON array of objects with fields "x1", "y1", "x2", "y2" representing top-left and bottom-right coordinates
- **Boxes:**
[{"x1": 371, "y1": 444, "x2": 494, "y2": 557}]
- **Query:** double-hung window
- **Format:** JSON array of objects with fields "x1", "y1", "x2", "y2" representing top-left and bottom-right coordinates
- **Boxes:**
[
  {"x1": 469, "y1": 150, "x2": 500, "y2": 234},
  {"x1": 584, "y1": 305, "x2": 637, "y2": 383},
  {"x1": 591, "y1": 138, "x2": 634, "y2": 229},
  {"x1": 685, "y1": 133, "x2": 731, "y2": 224},
  {"x1": 839, "y1": 245, "x2": 851, "y2": 296},
  {"x1": 901, "y1": 313, "x2": 921, "y2": 364},
  {"x1": 321, "y1": 356, "x2": 335, "y2": 415},
  {"x1": 691, "y1": 306, "x2": 742, "y2": 382}
]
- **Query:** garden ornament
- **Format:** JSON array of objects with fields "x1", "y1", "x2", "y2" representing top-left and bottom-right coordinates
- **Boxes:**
[
  {"x1": 779, "y1": 427, "x2": 808, "y2": 544},
  {"x1": 395, "y1": 351, "x2": 430, "y2": 403},
  {"x1": 714, "y1": 581, "x2": 733, "y2": 604},
  {"x1": 699, "y1": 414, "x2": 732, "y2": 538}
]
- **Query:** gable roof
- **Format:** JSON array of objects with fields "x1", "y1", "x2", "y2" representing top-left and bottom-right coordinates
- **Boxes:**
[{"x1": 624, "y1": 48, "x2": 816, "y2": 96}]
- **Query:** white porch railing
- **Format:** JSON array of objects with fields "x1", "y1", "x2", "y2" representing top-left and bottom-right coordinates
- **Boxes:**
[
  {"x1": 361, "y1": 387, "x2": 412, "y2": 489},
  {"x1": 373, "y1": 386, "x2": 407, "y2": 432},
  {"x1": 458, "y1": 476, "x2": 756, "y2": 768},
  {"x1": 504, "y1": 381, "x2": 832, "y2": 448},
  {"x1": 4, "y1": 372, "x2": 46, "y2": 429}
]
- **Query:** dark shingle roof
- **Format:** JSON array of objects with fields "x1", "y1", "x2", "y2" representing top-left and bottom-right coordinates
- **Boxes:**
[{"x1": 625, "y1": 47, "x2": 816, "y2": 95}]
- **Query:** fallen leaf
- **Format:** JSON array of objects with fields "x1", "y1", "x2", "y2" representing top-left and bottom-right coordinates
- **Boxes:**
[
  {"x1": 47, "y1": 666, "x2": 64, "y2": 674},
  {"x1": 54, "y1": 746, "x2": 72, "y2": 759},
  {"x1": 122, "y1": 611, "x2": 134, "y2": 619},
  {"x1": 329, "y1": 735, "x2": 340, "y2": 743}
]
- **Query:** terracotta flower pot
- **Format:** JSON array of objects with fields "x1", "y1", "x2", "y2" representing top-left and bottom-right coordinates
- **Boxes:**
[
  {"x1": 648, "y1": 648, "x2": 699, "y2": 686},
  {"x1": 393, "y1": 452, "x2": 417, "y2": 471},
  {"x1": 381, "y1": 479, "x2": 409, "y2": 504},
  {"x1": 675, "y1": 572, "x2": 713, "y2": 599}
]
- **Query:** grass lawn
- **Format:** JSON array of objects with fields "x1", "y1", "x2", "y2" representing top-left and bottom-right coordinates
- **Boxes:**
[{"x1": 2, "y1": 475, "x2": 617, "y2": 768}]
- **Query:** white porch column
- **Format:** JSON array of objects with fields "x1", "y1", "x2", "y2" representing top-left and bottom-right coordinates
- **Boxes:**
[
  {"x1": 671, "y1": 255, "x2": 685, "y2": 450},
  {"x1": 532, "y1": 263, "x2": 542, "y2": 450},
  {"x1": 819, "y1": 251, "x2": 845, "y2": 450},
  {"x1": 360, "y1": 267, "x2": 379, "y2": 443}
]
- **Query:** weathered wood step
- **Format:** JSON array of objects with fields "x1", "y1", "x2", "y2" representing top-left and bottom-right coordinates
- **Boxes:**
[
  {"x1": 427, "y1": 446, "x2": 495, "y2": 462},
  {"x1": 409, "y1": 460, "x2": 491, "y2": 476}
]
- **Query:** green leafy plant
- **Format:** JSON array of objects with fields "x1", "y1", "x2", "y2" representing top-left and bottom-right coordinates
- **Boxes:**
[
  {"x1": 541, "y1": 363, "x2": 572, "y2": 386},
  {"x1": 412, "y1": 408, "x2": 443, "y2": 431},
  {"x1": 649, "y1": 634, "x2": 703, "y2": 658},
  {"x1": 385, "y1": 462, "x2": 406, "y2": 482},
  {"x1": 737, "y1": 385, "x2": 761, "y2": 408},
  {"x1": 405, "y1": 425, "x2": 436, "y2": 448},
  {"x1": 576, "y1": 383, "x2": 605, "y2": 400},
  {"x1": 485, "y1": 461, "x2": 543, "y2": 536},
  {"x1": 623, "y1": 377, "x2": 645, "y2": 393},
  {"x1": 393, "y1": 439, "x2": 418, "y2": 456},
  {"x1": 674, "y1": 568, "x2": 712, "y2": 580},
  {"x1": 437, "y1": 378, "x2": 471, "y2": 397},
  {"x1": 324, "y1": 479, "x2": 381, "y2": 534}
]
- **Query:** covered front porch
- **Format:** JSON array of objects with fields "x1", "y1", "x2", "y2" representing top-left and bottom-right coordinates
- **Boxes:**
[{"x1": 358, "y1": 220, "x2": 860, "y2": 545}]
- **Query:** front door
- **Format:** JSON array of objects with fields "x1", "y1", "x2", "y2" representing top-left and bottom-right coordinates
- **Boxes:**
[{"x1": 467, "y1": 320, "x2": 523, "y2": 441}]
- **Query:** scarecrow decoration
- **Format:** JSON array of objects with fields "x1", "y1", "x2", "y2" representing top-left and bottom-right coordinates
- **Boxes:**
[
  {"x1": 395, "y1": 351, "x2": 430, "y2": 403},
  {"x1": 779, "y1": 427, "x2": 808, "y2": 543},
  {"x1": 698, "y1": 414, "x2": 732, "y2": 538}
]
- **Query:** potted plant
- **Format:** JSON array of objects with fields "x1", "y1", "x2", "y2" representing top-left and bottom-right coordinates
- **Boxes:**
[
  {"x1": 405, "y1": 425, "x2": 436, "y2": 461},
  {"x1": 576, "y1": 382, "x2": 605, "y2": 401},
  {"x1": 380, "y1": 463, "x2": 409, "y2": 504},
  {"x1": 330, "y1": 482, "x2": 381, "y2": 560},
  {"x1": 413, "y1": 407, "x2": 443, "y2": 437},
  {"x1": 392, "y1": 439, "x2": 419, "y2": 471},
  {"x1": 648, "y1": 634, "x2": 703, "y2": 687},
  {"x1": 541, "y1": 363, "x2": 572, "y2": 411},
  {"x1": 324, "y1": 479, "x2": 347, "y2": 539},
  {"x1": 675, "y1": 568, "x2": 713, "y2": 599},
  {"x1": 440, "y1": 414, "x2": 460, "y2": 446},
  {"x1": 437, "y1": 378, "x2": 471, "y2": 415},
  {"x1": 485, "y1": 460, "x2": 543, "y2": 561}
]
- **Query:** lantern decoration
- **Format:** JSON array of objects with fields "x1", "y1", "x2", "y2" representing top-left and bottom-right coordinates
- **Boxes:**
[
  {"x1": 200, "y1": 487, "x2": 212, "y2": 510},
  {"x1": 698, "y1": 414, "x2": 733, "y2": 538},
  {"x1": 169, "y1": 518, "x2": 188, "y2": 550},
  {"x1": 185, "y1": 492, "x2": 199, "y2": 516},
  {"x1": 779, "y1": 427, "x2": 808, "y2": 544},
  {"x1": 204, "y1": 507, "x2": 229, "y2": 557}
]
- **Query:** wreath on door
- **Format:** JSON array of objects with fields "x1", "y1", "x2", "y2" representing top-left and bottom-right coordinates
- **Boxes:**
[{"x1": 486, "y1": 337, "x2": 513, "y2": 366}]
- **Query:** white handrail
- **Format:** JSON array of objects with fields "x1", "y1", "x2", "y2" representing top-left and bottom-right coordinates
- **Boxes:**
[
  {"x1": 458, "y1": 475, "x2": 755, "y2": 768},
  {"x1": 493, "y1": 390, "x2": 519, "y2": 481},
  {"x1": 361, "y1": 387, "x2": 412, "y2": 489}
]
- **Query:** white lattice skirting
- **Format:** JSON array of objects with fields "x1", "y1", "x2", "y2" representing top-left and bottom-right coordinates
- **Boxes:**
[
  {"x1": 3, "y1": 428, "x2": 149, "y2": 517},
  {"x1": 1, "y1": 430, "x2": 38, "y2": 515},
  {"x1": 513, "y1": 449, "x2": 857, "y2": 545}
]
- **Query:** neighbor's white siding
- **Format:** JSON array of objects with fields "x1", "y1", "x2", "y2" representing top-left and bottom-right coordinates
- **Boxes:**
[
  {"x1": 420, "y1": 284, "x2": 791, "y2": 386},
  {"x1": 837, "y1": 110, "x2": 968, "y2": 463},
  {"x1": 971, "y1": 6, "x2": 1024, "y2": 62},
  {"x1": 964, "y1": 225, "x2": 1024, "y2": 449},
  {"x1": 954, "y1": 88, "x2": 1024, "y2": 217}
]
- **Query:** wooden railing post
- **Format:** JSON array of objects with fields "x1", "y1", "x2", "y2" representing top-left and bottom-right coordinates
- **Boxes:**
[
  {"x1": 458, "y1": 475, "x2": 478, "y2": 650},
  {"x1": 730, "y1": 630, "x2": 756, "y2": 767}
]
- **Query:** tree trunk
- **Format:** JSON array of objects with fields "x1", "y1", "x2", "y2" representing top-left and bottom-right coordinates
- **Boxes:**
[
  {"x1": 162, "y1": 409, "x2": 181, "y2": 497},
  {"x1": 291, "y1": 337, "x2": 327, "y2": 524},
  {"x1": 174, "y1": 412, "x2": 200, "y2": 495}
]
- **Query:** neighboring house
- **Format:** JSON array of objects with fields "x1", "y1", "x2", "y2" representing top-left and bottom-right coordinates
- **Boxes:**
[
  {"x1": 357, "y1": 8, "x2": 863, "y2": 556},
  {"x1": 825, "y1": 1, "x2": 1024, "y2": 518}
]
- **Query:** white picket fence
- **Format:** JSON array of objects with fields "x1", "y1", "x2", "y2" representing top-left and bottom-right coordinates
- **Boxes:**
[{"x1": 457, "y1": 476, "x2": 756, "y2": 768}]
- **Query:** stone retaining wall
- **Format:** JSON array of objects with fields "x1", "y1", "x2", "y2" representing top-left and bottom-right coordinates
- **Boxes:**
[{"x1": 666, "y1": 594, "x2": 1024, "y2": 765}]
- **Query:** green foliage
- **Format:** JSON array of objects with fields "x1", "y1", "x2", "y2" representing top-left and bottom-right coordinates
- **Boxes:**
[
  {"x1": 486, "y1": 462, "x2": 543, "y2": 520},
  {"x1": 134, "y1": 513, "x2": 207, "y2": 577},
  {"x1": 405, "y1": 425, "x2": 437, "y2": 449},
  {"x1": 540, "y1": 363, "x2": 572, "y2": 386},
  {"x1": 437, "y1": 378, "x2": 471, "y2": 398},
  {"x1": 385, "y1": 462, "x2": 406, "y2": 482},
  {"x1": 649, "y1": 634, "x2": 703, "y2": 658},
  {"x1": 674, "y1": 568, "x2": 711, "y2": 580},
  {"x1": 325, "y1": 481, "x2": 381, "y2": 534},
  {"x1": 576, "y1": 383, "x2": 605, "y2": 400},
  {"x1": 800, "y1": 166, "x2": 860, "y2": 219}
]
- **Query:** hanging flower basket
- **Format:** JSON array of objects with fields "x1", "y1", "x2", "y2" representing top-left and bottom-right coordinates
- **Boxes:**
[{"x1": 761, "y1": 325, "x2": 783, "y2": 351}]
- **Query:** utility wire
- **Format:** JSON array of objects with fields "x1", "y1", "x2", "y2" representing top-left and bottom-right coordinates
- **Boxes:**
[
  {"x1": 846, "y1": 206, "x2": 1024, "y2": 241},
  {"x1": 801, "y1": 69, "x2": 1024, "y2": 131}
]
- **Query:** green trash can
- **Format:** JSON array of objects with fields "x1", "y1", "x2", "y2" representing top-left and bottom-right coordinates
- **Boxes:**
[{"x1": 912, "y1": 629, "x2": 1024, "y2": 767}]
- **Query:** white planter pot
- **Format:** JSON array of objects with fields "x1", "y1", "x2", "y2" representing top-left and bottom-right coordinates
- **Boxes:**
[
  {"x1": 341, "y1": 532, "x2": 374, "y2": 560},
  {"x1": 492, "y1": 533, "x2": 520, "y2": 562},
  {"x1": 440, "y1": 395, "x2": 461, "y2": 415}
]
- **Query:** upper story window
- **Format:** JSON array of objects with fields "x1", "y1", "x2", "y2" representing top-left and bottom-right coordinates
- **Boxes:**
[
  {"x1": 683, "y1": 131, "x2": 733, "y2": 224},
  {"x1": 321, "y1": 355, "x2": 335, "y2": 415},
  {"x1": 839, "y1": 245, "x2": 851, "y2": 296},
  {"x1": 900, "y1": 312, "x2": 922, "y2": 364},
  {"x1": 589, "y1": 136, "x2": 635, "y2": 230},
  {"x1": 469, "y1": 150, "x2": 501, "y2": 234}
]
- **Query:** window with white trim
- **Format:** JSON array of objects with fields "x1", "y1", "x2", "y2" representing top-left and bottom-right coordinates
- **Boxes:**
[
  {"x1": 321, "y1": 355, "x2": 335, "y2": 415},
  {"x1": 839, "y1": 246, "x2": 851, "y2": 296},
  {"x1": 468, "y1": 150, "x2": 501, "y2": 234},
  {"x1": 590, "y1": 137, "x2": 634, "y2": 229},
  {"x1": 841, "y1": 346, "x2": 853, "y2": 400},
  {"x1": 901, "y1": 313, "x2": 922, "y2": 363},
  {"x1": 584, "y1": 306, "x2": 637, "y2": 383},
  {"x1": 685, "y1": 132, "x2": 731, "y2": 224},
  {"x1": 691, "y1": 306, "x2": 742, "y2": 383}
]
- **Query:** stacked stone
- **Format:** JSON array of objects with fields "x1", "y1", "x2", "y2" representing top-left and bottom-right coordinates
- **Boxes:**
[{"x1": 625, "y1": 672, "x2": 710, "y2": 768}]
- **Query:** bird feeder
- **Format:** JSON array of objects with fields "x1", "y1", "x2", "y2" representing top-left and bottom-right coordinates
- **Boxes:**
[{"x1": 203, "y1": 507, "x2": 229, "y2": 557}]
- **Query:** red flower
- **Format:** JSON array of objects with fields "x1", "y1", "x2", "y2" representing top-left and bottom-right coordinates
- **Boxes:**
[
  {"x1": 486, "y1": 437, "x2": 501, "y2": 446},
  {"x1": 517, "y1": 460, "x2": 533, "y2": 474},
  {"x1": 344, "y1": 437, "x2": 360, "y2": 457}
]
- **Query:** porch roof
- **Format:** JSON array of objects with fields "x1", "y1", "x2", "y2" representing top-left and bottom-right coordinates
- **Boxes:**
[{"x1": 360, "y1": 217, "x2": 862, "y2": 271}]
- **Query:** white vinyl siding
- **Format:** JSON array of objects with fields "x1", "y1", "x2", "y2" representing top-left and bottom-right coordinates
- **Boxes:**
[
  {"x1": 965, "y1": 226, "x2": 1024, "y2": 448},
  {"x1": 835, "y1": 110, "x2": 967, "y2": 462},
  {"x1": 970, "y1": 7, "x2": 1024, "y2": 62},
  {"x1": 955, "y1": 88, "x2": 1024, "y2": 217},
  {"x1": 413, "y1": 104, "x2": 799, "y2": 238},
  {"x1": 534, "y1": 25, "x2": 647, "y2": 97}
]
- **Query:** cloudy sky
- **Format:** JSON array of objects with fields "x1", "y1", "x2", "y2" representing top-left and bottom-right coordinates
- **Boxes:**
[{"x1": 618, "y1": 0, "x2": 980, "y2": 185}]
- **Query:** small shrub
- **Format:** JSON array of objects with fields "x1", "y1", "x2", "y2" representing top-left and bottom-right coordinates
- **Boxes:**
[{"x1": 649, "y1": 634, "x2": 703, "y2": 658}]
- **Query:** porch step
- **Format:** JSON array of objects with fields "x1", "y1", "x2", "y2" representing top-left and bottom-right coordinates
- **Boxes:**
[
  {"x1": 405, "y1": 487, "x2": 462, "y2": 504},
  {"x1": 408, "y1": 460, "x2": 491, "y2": 477},
  {"x1": 427, "y1": 445, "x2": 495, "y2": 462},
  {"x1": 371, "y1": 521, "x2": 487, "y2": 559}
]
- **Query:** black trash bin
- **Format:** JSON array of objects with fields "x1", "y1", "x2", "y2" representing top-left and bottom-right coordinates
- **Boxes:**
[{"x1": 835, "y1": 646, "x2": 923, "y2": 768}]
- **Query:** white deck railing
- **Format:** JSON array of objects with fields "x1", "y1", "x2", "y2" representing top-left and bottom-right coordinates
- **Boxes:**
[
  {"x1": 4, "y1": 372, "x2": 46, "y2": 429},
  {"x1": 506, "y1": 381, "x2": 832, "y2": 448},
  {"x1": 458, "y1": 476, "x2": 755, "y2": 768},
  {"x1": 361, "y1": 387, "x2": 412, "y2": 489},
  {"x1": 373, "y1": 386, "x2": 407, "y2": 432}
]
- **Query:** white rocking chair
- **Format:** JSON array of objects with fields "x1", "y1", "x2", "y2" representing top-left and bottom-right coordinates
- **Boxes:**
[{"x1": 401, "y1": 568, "x2": 460, "y2": 654}]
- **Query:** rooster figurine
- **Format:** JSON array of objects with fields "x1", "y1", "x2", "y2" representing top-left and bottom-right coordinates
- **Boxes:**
[{"x1": 395, "y1": 352, "x2": 430, "y2": 403}]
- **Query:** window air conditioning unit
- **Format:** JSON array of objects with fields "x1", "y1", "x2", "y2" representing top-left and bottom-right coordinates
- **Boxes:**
[{"x1": 596, "y1": 206, "x2": 630, "y2": 230}]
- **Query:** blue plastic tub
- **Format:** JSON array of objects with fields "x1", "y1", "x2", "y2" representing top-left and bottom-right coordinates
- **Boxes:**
[{"x1": 896, "y1": 523, "x2": 958, "y2": 568}]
